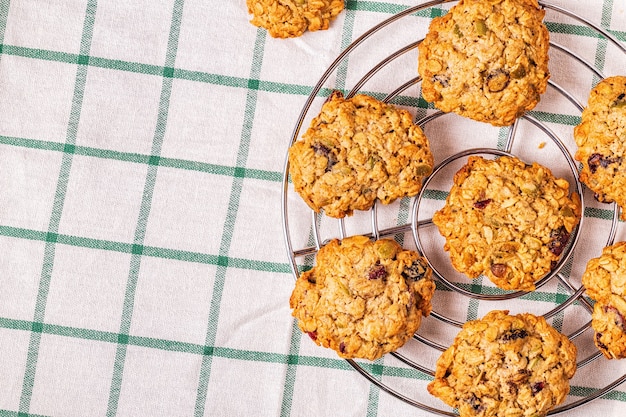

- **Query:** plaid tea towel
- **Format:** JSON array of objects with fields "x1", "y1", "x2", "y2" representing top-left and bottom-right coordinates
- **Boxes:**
[{"x1": 0, "y1": 0, "x2": 626, "y2": 416}]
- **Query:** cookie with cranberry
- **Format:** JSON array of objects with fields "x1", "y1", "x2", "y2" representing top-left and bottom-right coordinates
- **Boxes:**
[
  {"x1": 418, "y1": 0, "x2": 550, "y2": 126},
  {"x1": 432, "y1": 156, "x2": 581, "y2": 291},
  {"x1": 581, "y1": 241, "x2": 626, "y2": 359},
  {"x1": 591, "y1": 300, "x2": 626, "y2": 360},
  {"x1": 289, "y1": 235, "x2": 435, "y2": 360},
  {"x1": 427, "y1": 310, "x2": 577, "y2": 417},
  {"x1": 246, "y1": 0, "x2": 344, "y2": 38},
  {"x1": 574, "y1": 76, "x2": 626, "y2": 220},
  {"x1": 288, "y1": 90, "x2": 433, "y2": 218}
]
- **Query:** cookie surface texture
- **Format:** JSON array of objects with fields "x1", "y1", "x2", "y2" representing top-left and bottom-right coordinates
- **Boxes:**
[
  {"x1": 581, "y1": 241, "x2": 626, "y2": 359},
  {"x1": 418, "y1": 0, "x2": 550, "y2": 126},
  {"x1": 288, "y1": 91, "x2": 434, "y2": 218},
  {"x1": 246, "y1": 0, "x2": 344, "y2": 38},
  {"x1": 574, "y1": 76, "x2": 626, "y2": 220},
  {"x1": 289, "y1": 235, "x2": 436, "y2": 360},
  {"x1": 432, "y1": 155, "x2": 581, "y2": 291},
  {"x1": 427, "y1": 310, "x2": 577, "y2": 417}
]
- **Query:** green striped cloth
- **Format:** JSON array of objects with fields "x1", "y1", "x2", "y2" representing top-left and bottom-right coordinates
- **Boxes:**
[{"x1": 1, "y1": 0, "x2": 625, "y2": 416}]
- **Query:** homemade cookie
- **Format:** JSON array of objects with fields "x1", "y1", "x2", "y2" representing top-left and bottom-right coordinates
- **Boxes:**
[
  {"x1": 288, "y1": 91, "x2": 434, "y2": 218},
  {"x1": 591, "y1": 300, "x2": 626, "y2": 360},
  {"x1": 581, "y1": 241, "x2": 626, "y2": 359},
  {"x1": 432, "y1": 156, "x2": 581, "y2": 291},
  {"x1": 427, "y1": 310, "x2": 577, "y2": 417},
  {"x1": 574, "y1": 76, "x2": 626, "y2": 220},
  {"x1": 246, "y1": 0, "x2": 344, "y2": 38},
  {"x1": 418, "y1": 0, "x2": 550, "y2": 126},
  {"x1": 289, "y1": 235, "x2": 436, "y2": 360}
]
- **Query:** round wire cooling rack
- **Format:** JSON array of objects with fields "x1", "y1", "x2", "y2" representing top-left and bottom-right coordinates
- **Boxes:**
[{"x1": 281, "y1": 1, "x2": 626, "y2": 415}]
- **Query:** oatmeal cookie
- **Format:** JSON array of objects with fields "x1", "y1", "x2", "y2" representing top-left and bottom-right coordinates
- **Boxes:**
[
  {"x1": 288, "y1": 91, "x2": 434, "y2": 218},
  {"x1": 574, "y1": 76, "x2": 626, "y2": 220},
  {"x1": 289, "y1": 235, "x2": 436, "y2": 360},
  {"x1": 581, "y1": 241, "x2": 626, "y2": 359},
  {"x1": 591, "y1": 300, "x2": 626, "y2": 360},
  {"x1": 427, "y1": 310, "x2": 577, "y2": 417},
  {"x1": 418, "y1": 0, "x2": 550, "y2": 126},
  {"x1": 432, "y1": 156, "x2": 581, "y2": 291},
  {"x1": 246, "y1": 0, "x2": 344, "y2": 38}
]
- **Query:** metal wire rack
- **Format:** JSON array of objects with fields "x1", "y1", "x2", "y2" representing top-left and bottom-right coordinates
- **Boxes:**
[{"x1": 281, "y1": 1, "x2": 626, "y2": 414}]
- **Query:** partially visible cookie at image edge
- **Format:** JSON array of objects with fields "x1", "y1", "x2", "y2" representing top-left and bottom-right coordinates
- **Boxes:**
[
  {"x1": 246, "y1": 0, "x2": 345, "y2": 38},
  {"x1": 289, "y1": 235, "x2": 436, "y2": 360}
]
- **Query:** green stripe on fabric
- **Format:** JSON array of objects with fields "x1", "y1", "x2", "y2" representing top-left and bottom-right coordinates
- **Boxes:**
[
  {"x1": 0, "y1": 410, "x2": 49, "y2": 417},
  {"x1": 193, "y1": 26, "x2": 267, "y2": 417},
  {"x1": 526, "y1": 111, "x2": 581, "y2": 126},
  {"x1": 593, "y1": 0, "x2": 613, "y2": 78},
  {"x1": 345, "y1": 0, "x2": 409, "y2": 15},
  {"x1": 496, "y1": 125, "x2": 510, "y2": 151},
  {"x1": 467, "y1": 283, "x2": 482, "y2": 322},
  {"x1": 0, "y1": 0, "x2": 9, "y2": 63},
  {"x1": 442, "y1": 280, "x2": 573, "y2": 303},
  {"x1": 0, "y1": 225, "x2": 293, "y2": 272},
  {"x1": 0, "y1": 135, "x2": 282, "y2": 181},
  {"x1": 105, "y1": 2, "x2": 185, "y2": 416},
  {"x1": 570, "y1": 385, "x2": 626, "y2": 402},
  {"x1": 18, "y1": 1, "x2": 98, "y2": 413},
  {"x1": 584, "y1": 206, "x2": 618, "y2": 220},
  {"x1": 0, "y1": 221, "x2": 617, "y2": 276},
  {"x1": 363, "y1": 361, "x2": 432, "y2": 380},
  {"x1": 0, "y1": 316, "x2": 337, "y2": 366},
  {"x1": 422, "y1": 189, "x2": 448, "y2": 201},
  {"x1": 280, "y1": 229, "x2": 317, "y2": 417},
  {"x1": 345, "y1": 0, "x2": 452, "y2": 19},
  {"x1": 279, "y1": 320, "x2": 303, "y2": 417}
]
